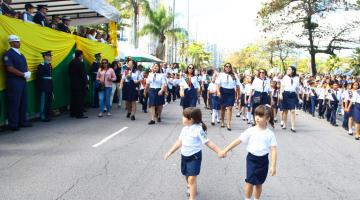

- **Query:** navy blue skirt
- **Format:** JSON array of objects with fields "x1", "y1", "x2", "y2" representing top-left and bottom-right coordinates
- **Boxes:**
[
  {"x1": 354, "y1": 103, "x2": 360, "y2": 123},
  {"x1": 272, "y1": 97, "x2": 278, "y2": 108},
  {"x1": 211, "y1": 95, "x2": 221, "y2": 110},
  {"x1": 122, "y1": 81, "x2": 138, "y2": 102},
  {"x1": 181, "y1": 86, "x2": 197, "y2": 109},
  {"x1": 246, "y1": 152, "x2": 269, "y2": 185},
  {"x1": 220, "y1": 87, "x2": 235, "y2": 107},
  {"x1": 148, "y1": 88, "x2": 165, "y2": 107},
  {"x1": 282, "y1": 91, "x2": 298, "y2": 110},
  {"x1": 348, "y1": 104, "x2": 354, "y2": 118},
  {"x1": 240, "y1": 94, "x2": 246, "y2": 106},
  {"x1": 181, "y1": 151, "x2": 202, "y2": 176}
]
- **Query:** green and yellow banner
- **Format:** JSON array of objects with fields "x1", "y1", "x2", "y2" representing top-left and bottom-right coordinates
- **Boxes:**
[{"x1": 0, "y1": 15, "x2": 117, "y2": 123}]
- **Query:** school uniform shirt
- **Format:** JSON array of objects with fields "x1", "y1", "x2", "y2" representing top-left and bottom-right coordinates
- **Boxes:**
[
  {"x1": 167, "y1": 78, "x2": 174, "y2": 89},
  {"x1": 316, "y1": 87, "x2": 326, "y2": 100},
  {"x1": 309, "y1": 87, "x2": 317, "y2": 97},
  {"x1": 208, "y1": 82, "x2": 217, "y2": 94},
  {"x1": 252, "y1": 77, "x2": 271, "y2": 93},
  {"x1": 239, "y1": 83, "x2": 245, "y2": 93},
  {"x1": 121, "y1": 69, "x2": 141, "y2": 83},
  {"x1": 180, "y1": 76, "x2": 200, "y2": 89},
  {"x1": 345, "y1": 90, "x2": 356, "y2": 103},
  {"x1": 351, "y1": 90, "x2": 360, "y2": 103},
  {"x1": 239, "y1": 127, "x2": 278, "y2": 157},
  {"x1": 281, "y1": 75, "x2": 300, "y2": 92},
  {"x1": 179, "y1": 124, "x2": 209, "y2": 156},
  {"x1": 215, "y1": 72, "x2": 240, "y2": 89},
  {"x1": 271, "y1": 88, "x2": 279, "y2": 98},
  {"x1": 244, "y1": 84, "x2": 252, "y2": 96},
  {"x1": 146, "y1": 72, "x2": 166, "y2": 89},
  {"x1": 326, "y1": 89, "x2": 342, "y2": 102},
  {"x1": 173, "y1": 78, "x2": 181, "y2": 86}
]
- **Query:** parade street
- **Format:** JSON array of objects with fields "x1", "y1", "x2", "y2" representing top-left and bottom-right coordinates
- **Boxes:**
[{"x1": 0, "y1": 102, "x2": 359, "y2": 200}]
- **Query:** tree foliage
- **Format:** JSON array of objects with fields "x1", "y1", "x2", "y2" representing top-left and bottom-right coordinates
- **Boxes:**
[
  {"x1": 258, "y1": 0, "x2": 360, "y2": 75},
  {"x1": 187, "y1": 42, "x2": 211, "y2": 68}
]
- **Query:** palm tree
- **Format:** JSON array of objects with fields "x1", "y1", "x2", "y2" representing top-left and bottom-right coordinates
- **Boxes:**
[{"x1": 138, "y1": 4, "x2": 187, "y2": 60}]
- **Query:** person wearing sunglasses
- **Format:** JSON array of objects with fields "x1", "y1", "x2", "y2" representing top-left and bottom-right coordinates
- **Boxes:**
[
  {"x1": 279, "y1": 66, "x2": 300, "y2": 132},
  {"x1": 144, "y1": 63, "x2": 167, "y2": 125},
  {"x1": 248, "y1": 69, "x2": 272, "y2": 126},
  {"x1": 96, "y1": 59, "x2": 116, "y2": 117},
  {"x1": 215, "y1": 63, "x2": 241, "y2": 131},
  {"x1": 180, "y1": 64, "x2": 200, "y2": 110}
]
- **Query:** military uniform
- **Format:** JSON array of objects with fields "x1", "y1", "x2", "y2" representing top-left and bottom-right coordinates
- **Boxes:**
[
  {"x1": 37, "y1": 51, "x2": 53, "y2": 122},
  {"x1": 2, "y1": 36, "x2": 31, "y2": 130},
  {"x1": 33, "y1": 5, "x2": 49, "y2": 27}
]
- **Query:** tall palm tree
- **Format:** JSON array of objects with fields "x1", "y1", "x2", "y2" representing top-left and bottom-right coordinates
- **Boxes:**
[{"x1": 138, "y1": 4, "x2": 187, "y2": 60}]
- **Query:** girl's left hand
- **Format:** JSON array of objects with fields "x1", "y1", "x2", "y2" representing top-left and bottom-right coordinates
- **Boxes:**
[
  {"x1": 164, "y1": 152, "x2": 171, "y2": 160},
  {"x1": 158, "y1": 90, "x2": 163, "y2": 96},
  {"x1": 269, "y1": 167, "x2": 276, "y2": 176}
]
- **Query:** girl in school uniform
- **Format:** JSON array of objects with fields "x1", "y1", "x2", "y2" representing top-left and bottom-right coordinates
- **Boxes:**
[
  {"x1": 248, "y1": 69, "x2": 272, "y2": 125},
  {"x1": 236, "y1": 73, "x2": 244, "y2": 118},
  {"x1": 120, "y1": 60, "x2": 141, "y2": 120},
  {"x1": 327, "y1": 81, "x2": 342, "y2": 126},
  {"x1": 270, "y1": 80, "x2": 279, "y2": 123},
  {"x1": 219, "y1": 105, "x2": 278, "y2": 200},
  {"x1": 345, "y1": 82, "x2": 359, "y2": 136},
  {"x1": 243, "y1": 75, "x2": 253, "y2": 124},
  {"x1": 180, "y1": 64, "x2": 200, "y2": 110},
  {"x1": 164, "y1": 108, "x2": 221, "y2": 200},
  {"x1": 144, "y1": 63, "x2": 167, "y2": 125},
  {"x1": 316, "y1": 82, "x2": 327, "y2": 119},
  {"x1": 215, "y1": 63, "x2": 241, "y2": 131},
  {"x1": 280, "y1": 66, "x2": 300, "y2": 132},
  {"x1": 208, "y1": 75, "x2": 220, "y2": 125}
]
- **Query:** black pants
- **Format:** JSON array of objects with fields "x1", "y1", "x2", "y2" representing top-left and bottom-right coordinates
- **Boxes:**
[
  {"x1": 166, "y1": 88, "x2": 173, "y2": 103},
  {"x1": 330, "y1": 101, "x2": 338, "y2": 125},
  {"x1": 318, "y1": 99, "x2": 325, "y2": 117},
  {"x1": 40, "y1": 91, "x2": 52, "y2": 120},
  {"x1": 70, "y1": 89, "x2": 85, "y2": 117},
  {"x1": 139, "y1": 89, "x2": 148, "y2": 111}
]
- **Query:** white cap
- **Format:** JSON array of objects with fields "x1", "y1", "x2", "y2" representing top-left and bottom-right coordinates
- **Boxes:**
[{"x1": 8, "y1": 35, "x2": 20, "y2": 42}]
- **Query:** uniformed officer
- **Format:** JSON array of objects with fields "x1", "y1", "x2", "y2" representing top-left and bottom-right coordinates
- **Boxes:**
[
  {"x1": 2, "y1": 35, "x2": 32, "y2": 131},
  {"x1": 91, "y1": 53, "x2": 101, "y2": 107},
  {"x1": 33, "y1": 4, "x2": 49, "y2": 27},
  {"x1": 37, "y1": 51, "x2": 53, "y2": 122},
  {"x1": 57, "y1": 16, "x2": 71, "y2": 33}
]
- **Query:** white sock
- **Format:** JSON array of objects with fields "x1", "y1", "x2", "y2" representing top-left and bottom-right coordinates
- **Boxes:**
[
  {"x1": 212, "y1": 109, "x2": 216, "y2": 123},
  {"x1": 216, "y1": 110, "x2": 220, "y2": 121},
  {"x1": 254, "y1": 199, "x2": 260, "y2": 200},
  {"x1": 247, "y1": 112, "x2": 251, "y2": 120},
  {"x1": 349, "y1": 128, "x2": 353, "y2": 133},
  {"x1": 245, "y1": 198, "x2": 251, "y2": 200}
]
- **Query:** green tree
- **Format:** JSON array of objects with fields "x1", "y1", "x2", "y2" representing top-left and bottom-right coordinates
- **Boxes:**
[
  {"x1": 258, "y1": 0, "x2": 360, "y2": 76},
  {"x1": 187, "y1": 42, "x2": 211, "y2": 68},
  {"x1": 138, "y1": 4, "x2": 187, "y2": 60},
  {"x1": 350, "y1": 48, "x2": 360, "y2": 75}
]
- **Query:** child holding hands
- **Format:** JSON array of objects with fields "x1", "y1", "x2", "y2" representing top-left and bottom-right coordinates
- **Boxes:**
[
  {"x1": 164, "y1": 107, "x2": 221, "y2": 200},
  {"x1": 219, "y1": 105, "x2": 278, "y2": 200}
]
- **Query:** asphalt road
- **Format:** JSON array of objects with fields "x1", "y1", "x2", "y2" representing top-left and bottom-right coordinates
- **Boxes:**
[{"x1": 0, "y1": 100, "x2": 359, "y2": 200}]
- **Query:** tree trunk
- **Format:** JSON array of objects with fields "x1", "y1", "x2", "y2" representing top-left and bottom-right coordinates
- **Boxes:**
[
  {"x1": 132, "y1": 1, "x2": 139, "y2": 48},
  {"x1": 306, "y1": 8, "x2": 317, "y2": 76},
  {"x1": 156, "y1": 41, "x2": 166, "y2": 60}
]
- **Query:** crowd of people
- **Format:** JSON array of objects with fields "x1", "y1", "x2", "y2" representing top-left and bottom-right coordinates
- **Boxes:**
[{"x1": 0, "y1": 1, "x2": 110, "y2": 43}]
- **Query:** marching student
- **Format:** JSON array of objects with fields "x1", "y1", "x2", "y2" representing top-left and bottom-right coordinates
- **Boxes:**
[
  {"x1": 219, "y1": 105, "x2": 277, "y2": 200},
  {"x1": 216, "y1": 63, "x2": 241, "y2": 131},
  {"x1": 280, "y1": 66, "x2": 300, "y2": 132},
  {"x1": 308, "y1": 81, "x2": 318, "y2": 117},
  {"x1": 345, "y1": 82, "x2": 359, "y2": 136},
  {"x1": 208, "y1": 75, "x2": 220, "y2": 125},
  {"x1": 347, "y1": 82, "x2": 360, "y2": 140},
  {"x1": 316, "y1": 82, "x2": 327, "y2": 119},
  {"x1": 243, "y1": 75, "x2": 253, "y2": 124},
  {"x1": 180, "y1": 64, "x2": 200, "y2": 110},
  {"x1": 120, "y1": 59, "x2": 141, "y2": 120},
  {"x1": 270, "y1": 80, "x2": 280, "y2": 123},
  {"x1": 248, "y1": 69, "x2": 271, "y2": 126},
  {"x1": 164, "y1": 108, "x2": 221, "y2": 200},
  {"x1": 144, "y1": 63, "x2": 166, "y2": 125},
  {"x1": 139, "y1": 69, "x2": 149, "y2": 113},
  {"x1": 327, "y1": 81, "x2": 342, "y2": 126},
  {"x1": 236, "y1": 73, "x2": 244, "y2": 118}
]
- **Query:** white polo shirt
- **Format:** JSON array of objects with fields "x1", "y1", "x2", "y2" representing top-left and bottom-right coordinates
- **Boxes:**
[
  {"x1": 180, "y1": 76, "x2": 200, "y2": 89},
  {"x1": 179, "y1": 124, "x2": 209, "y2": 156},
  {"x1": 351, "y1": 90, "x2": 360, "y2": 103},
  {"x1": 215, "y1": 72, "x2": 240, "y2": 89},
  {"x1": 122, "y1": 70, "x2": 141, "y2": 83},
  {"x1": 252, "y1": 77, "x2": 270, "y2": 93},
  {"x1": 281, "y1": 75, "x2": 300, "y2": 92},
  {"x1": 146, "y1": 72, "x2": 166, "y2": 89},
  {"x1": 208, "y1": 82, "x2": 217, "y2": 94},
  {"x1": 239, "y1": 127, "x2": 278, "y2": 157}
]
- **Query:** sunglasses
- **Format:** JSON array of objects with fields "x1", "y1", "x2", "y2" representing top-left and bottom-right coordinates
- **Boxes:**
[
  {"x1": 225, "y1": 65, "x2": 231, "y2": 68},
  {"x1": 188, "y1": 67, "x2": 194, "y2": 70},
  {"x1": 102, "y1": 62, "x2": 108, "y2": 64},
  {"x1": 259, "y1": 71, "x2": 265, "y2": 74}
]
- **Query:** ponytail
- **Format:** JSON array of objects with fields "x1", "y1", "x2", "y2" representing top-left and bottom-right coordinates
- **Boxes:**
[{"x1": 200, "y1": 120, "x2": 207, "y2": 132}]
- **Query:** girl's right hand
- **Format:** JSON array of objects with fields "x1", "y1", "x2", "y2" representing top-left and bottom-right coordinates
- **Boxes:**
[{"x1": 164, "y1": 152, "x2": 171, "y2": 160}]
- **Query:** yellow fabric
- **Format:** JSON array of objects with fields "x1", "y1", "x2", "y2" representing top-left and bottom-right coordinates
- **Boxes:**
[
  {"x1": 0, "y1": 15, "x2": 117, "y2": 90},
  {"x1": 108, "y1": 21, "x2": 118, "y2": 51}
]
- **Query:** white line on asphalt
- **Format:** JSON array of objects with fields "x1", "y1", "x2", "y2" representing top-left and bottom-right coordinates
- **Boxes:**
[{"x1": 92, "y1": 127, "x2": 128, "y2": 148}]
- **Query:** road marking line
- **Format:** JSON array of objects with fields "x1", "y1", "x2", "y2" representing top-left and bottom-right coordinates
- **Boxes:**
[{"x1": 92, "y1": 127, "x2": 128, "y2": 148}]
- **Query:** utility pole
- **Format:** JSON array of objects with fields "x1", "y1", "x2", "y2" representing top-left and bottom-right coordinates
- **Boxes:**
[
  {"x1": 172, "y1": 0, "x2": 176, "y2": 63},
  {"x1": 186, "y1": 0, "x2": 189, "y2": 64}
]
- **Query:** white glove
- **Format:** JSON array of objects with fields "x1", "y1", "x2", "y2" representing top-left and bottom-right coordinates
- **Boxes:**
[{"x1": 24, "y1": 71, "x2": 31, "y2": 80}]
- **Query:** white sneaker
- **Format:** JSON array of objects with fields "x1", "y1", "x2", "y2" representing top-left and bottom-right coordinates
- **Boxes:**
[
  {"x1": 98, "y1": 113, "x2": 103, "y2": 117},
  {"x1": 107, "y1": 112, "x2": 112, "y2": 116}
]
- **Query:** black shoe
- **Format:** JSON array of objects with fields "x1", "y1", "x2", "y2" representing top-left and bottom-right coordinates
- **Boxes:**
[
  {"x1": 126, "y1": 113, "x2": 131, "y2": 118},
  {"x1": 20, "y1": 123, "x2": 32, "y2": 128},
  {"x1": 227, "y1": 127, "x2": 232, "y2": 131},
  {"x1": 348, "y1": 133, "x2": 353, "y2": 136},
  {"x1": 355, "y1": 137, "x2": 360, "y2": 140},
  {"x1": 236, "y1": 114, "x2": 240, "y2": 118},
  {"x1": 220, "y1": 124, "x2": 225, "y2": 128},
  {"x1": 157, "y1": 117, "x2": 161, "y2": 122},
  {"x1": 332, "y1": 124, "x2": 338, "y2": 127},
  {"x1": 290, "y1": 128, "x2": 296, "y2": 133},
  {"x1": 143, "y1": 110, "x2": 148, "y2": 113},
  {"x1": 211, "y1": 122, "x2": 215, "y2": 126},
  {"x1": 148, "y1": 120, "x2": 155, "y2": 125},
  {"x1": 76, "y1": 116, "x2": 88, "y2": 119},
  {"x1": 131, "y1": 115, "x2": 135, "y2": 120}
]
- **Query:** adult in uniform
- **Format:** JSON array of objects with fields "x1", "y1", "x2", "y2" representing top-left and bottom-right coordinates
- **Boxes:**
[
  {"x1": 36, "y1": 51, "x2": 53, "y2": 122},
  {"x1": 144, "y1": 63, "x2": 166, "y2": 125},
  {"x1": 91, "y1": 53, "x2": 101, "y2": 108},
  {"x1": 33, "y1": 4, "x2": 49, "y2": 27},
  {"x1": 57, "y1": 16, "x2": 71, "y2": 33},
  {"x1": 180, "y1": 64, "x2": 200, "y2": 110},
  {"x1": 280, "y1": 66, "x2": 300, "y2": 132},
  {"x1": 2, "y1": 35, "x2": 32, "y2": 131},
  {"x1": 216, "y1": 63, "x2": 241, "y2": 131},
  {"x1": 69, "y1": 50, "x2": 88, "y2": 119}
]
